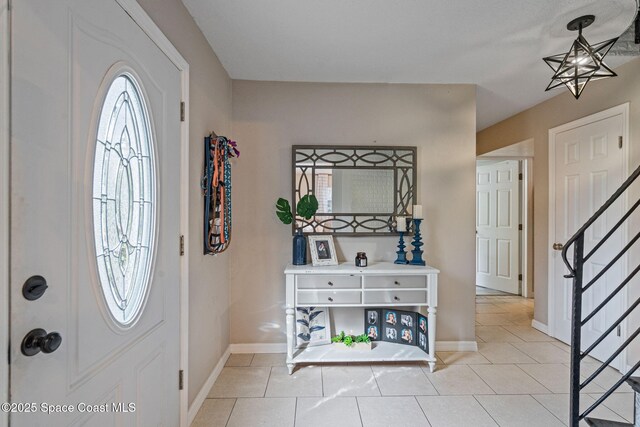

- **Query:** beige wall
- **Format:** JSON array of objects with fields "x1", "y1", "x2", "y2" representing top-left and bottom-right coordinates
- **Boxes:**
[
  {"x1": 137, "y1": 0, "x2": 233, "y2": 406},
  {"x1": 477, "y1": 58, "x2": 640, "y2": 331},
  {"x1": 231, "y1": 81, "x2": 477, "y2": 344}
]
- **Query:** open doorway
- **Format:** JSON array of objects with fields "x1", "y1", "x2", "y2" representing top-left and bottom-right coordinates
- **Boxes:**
[
  {"x1": 476, "y1": 139, "x2": 534, "y2": 299},
  {"x1": 476, "y1": 159, "x2": 521, "y2": 295}
]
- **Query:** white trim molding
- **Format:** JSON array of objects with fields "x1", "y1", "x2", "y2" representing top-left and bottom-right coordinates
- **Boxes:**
[
  {"x1": 1, "y1": 0, "x2": 10, "y2": 425},
  {"x1": 531, "y1": 320, "x2": 548, "y2": 335},
  {"x1": 547, "y1": 103, "x2": 630, "y2": 371},
  {"x1": 114, "y1": 1, "x2": 190, "y2": 425},
  {"x1": 435, "y1": 341, "x2": 478, "y2": 352},
  {"x1": 229, "y1": 341, "x2": 479, "y2": 354},
  {"x1": 188, "y1": 346, "x2": 230, "y2": 426},
  {"x1": 229, "y1": 343, "x2": 288, "y2": 354}
]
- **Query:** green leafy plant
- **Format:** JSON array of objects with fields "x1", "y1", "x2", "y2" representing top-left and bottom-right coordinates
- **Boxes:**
[
  {"x1": 331, "y1": 330, "x2": 346, "y2": 343},
  {"x1": 296, "y1": 194, "x2": 319, "y2": 219},
  {"x1": 355, "y1": 334, "x2": 370, "y2": 343},
  {"x1": 331, "y1": 331, "x2": 371, "y2": 347},
  {"x1": 275, "y1": 194, "x2": 319, "y2": 226},
  {"x1": 275, "y1": 198, "x2": 293, "y2": 224}
]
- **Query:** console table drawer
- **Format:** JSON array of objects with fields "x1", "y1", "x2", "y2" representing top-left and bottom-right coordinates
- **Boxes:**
[
  {"x1": 363, "y1": 290, "x2": 427, "y2": 304},
  {"x1": 364, "y1": 276, "x2": 426, "y2": 289},
  {"x1": 297, "y1": 275, "x2": 361, "y2": 289},
  {"x1": 297, "y1": 290, "x2": 361, "y2": 305}
]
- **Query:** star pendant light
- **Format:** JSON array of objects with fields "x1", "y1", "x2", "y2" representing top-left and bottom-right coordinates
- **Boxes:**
[{"x1": 543, "y1": 15, "x2": 618, "y2": 99}]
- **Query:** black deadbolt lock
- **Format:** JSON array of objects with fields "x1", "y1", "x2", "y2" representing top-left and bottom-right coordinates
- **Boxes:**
[
  {"x1": 21, "y1": 328, "x2": 62, "y2": 356},
  {"x1": 22, "y1": 275, "x2": 48, "y2": 301}
]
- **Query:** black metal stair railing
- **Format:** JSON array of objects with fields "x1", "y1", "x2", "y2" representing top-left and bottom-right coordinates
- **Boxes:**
[{"x1": 563, "y1": 164, "x2": 640, "y2": 427}]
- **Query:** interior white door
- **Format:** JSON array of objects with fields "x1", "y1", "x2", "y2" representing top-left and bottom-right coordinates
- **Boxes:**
[
  {"x1": 476, "y1": 160, "x2": 521, "y2": 294},
  {"x1": 10, "y1": 1, "x2": 181, "y2": 425},
  {"x1": 552, "y1": 114, "x2": 624, "y2": 367}
]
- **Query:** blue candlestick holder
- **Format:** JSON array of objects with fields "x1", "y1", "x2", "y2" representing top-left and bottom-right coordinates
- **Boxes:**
[
  {"x1": 410, "y1": 219, "x2": 426, "y2": 266},
  {"x1": 394, "y1": 232, "x2": 409, "y2": 264}
]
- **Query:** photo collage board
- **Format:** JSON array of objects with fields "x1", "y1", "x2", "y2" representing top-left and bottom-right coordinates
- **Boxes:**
[{"x1": 365, "y1": 309, "x2": 428, "y2": 353}]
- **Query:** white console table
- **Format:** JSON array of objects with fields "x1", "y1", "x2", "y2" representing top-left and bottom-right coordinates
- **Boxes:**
[{"x1": 284, "y1": 262, "x2": 439, "y2": 374}]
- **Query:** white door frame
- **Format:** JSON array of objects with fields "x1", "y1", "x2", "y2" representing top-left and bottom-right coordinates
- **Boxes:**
[
  {"x1": 114, "y1": 1, "x2": 191, "y2": 424},
  {"x1": 1, "y1": 0, "x2": 10, "y2": 425},
  {"x1": 547, "y1": 103, "x2": 630, "y2": 372},
  {"x1": 1, "y1": 0, "x2": 9, "y2": 424},
  {"x1": 3, "y1": 1, "x2": 191, "y2": 426},
  {"x1": 476, "y1": 157, "x2": 533, "y2": 298}
]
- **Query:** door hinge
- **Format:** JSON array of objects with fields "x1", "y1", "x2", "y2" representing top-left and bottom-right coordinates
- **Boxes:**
[
  {"x1": 518, "y1": 274, "x2": 523, "y2": 281},
  {"x1": 518, "y1": 172, "x2": 523, "y2": 181},
  {"x1": 180, "y1": 101, "x2": 185, "y2": 122},
  {"x1": 179, "y1": 235, "x2": 185, "y2": 256},
  {"x1": 179, "y1": 370, "x2": 184, "y2": 390},
  {"x1": 619, "y1": 136, "x2": 623, "y2": 149},
  {"x1": 617, "y1": 325, "x2": 622, "y2": 337},
  {"x1": 518, "y1": 224, "x2": 523, "y2": 231}
]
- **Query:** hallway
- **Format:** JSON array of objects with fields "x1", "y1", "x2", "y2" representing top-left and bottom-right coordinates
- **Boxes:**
[{"x1": 191, "y1": 296, "x2": 635, "y2": 426}]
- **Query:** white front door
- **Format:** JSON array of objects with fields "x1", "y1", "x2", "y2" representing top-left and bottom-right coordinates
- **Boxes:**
[
  {"x1": 10, "y1": 1, "x2": 182, "y2": 425},
  {"x1": 552, "y1": 112, "x2": 625, "y2": 367},
  {"x1": 476, "y1": 160, "x2": 521, "y2": 295}
]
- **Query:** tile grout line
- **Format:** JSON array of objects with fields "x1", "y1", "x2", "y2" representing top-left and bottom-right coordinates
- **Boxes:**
[
  {"x1": 292, "y1": 397, "x2": 298, "y2": 427},
  {"x1": 413, "y1": 395, "x2": 433, "y2": 426},
  {"x1": 466, "y1": 364, "x2": 500, "y2": 395},
  {"x1": 224, "y1": 398, "x2": 238, "y2": 427},
  {"x1": 529, "y1": 393, "x2": 570, "y2": 425},
  {"x1": 354, "y1": 396, "x2": 365, "y2": 427},
  {"x1": 263, "y1": 366, "x2": 274, "y2": 398},
  {"x1": 513, "y1": 363, "x2": 555, "y2": 394},
  {"x1": 369, "y1": 365, "x2": 383, "y2": 397},
  {"x1": 478, "y1": 341, "x2": 541, "y2": 365},
  {"x1": 419, "y1": 364, "x2": 440, "y2": 396},
  {"x1": 587, "y1": 393, "x2": 635, "y2": 424},
  {"x1": 471, "y1": 394, "x2": 501, "y2": 426}
]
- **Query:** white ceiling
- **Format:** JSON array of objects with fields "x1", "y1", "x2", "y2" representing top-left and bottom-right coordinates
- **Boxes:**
[{"x1": 182, "y1": 0, "x2": 638, "y2": 130}]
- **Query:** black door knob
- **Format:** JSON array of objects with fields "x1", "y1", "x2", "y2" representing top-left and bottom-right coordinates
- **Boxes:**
[{"x1": 21, "y1": 328, "x2": 62, "y2": 356}]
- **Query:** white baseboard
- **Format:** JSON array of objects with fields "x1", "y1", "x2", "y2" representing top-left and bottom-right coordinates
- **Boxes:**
[
  {"x1": 229, "y1": 343, "x2": 287, "y2": 353},
  {"x1": 188, "y1": 346, "x2": 231, "y2": 426},
  {"x1": 435, "y1": 341, "x2": 478, "y2": 352},
  {"x1": 229, "y1": 341, "x2": 479, "y2": 354},
  {"x1": 531, "y1": 320, "x2": 549, "y2": 334}
]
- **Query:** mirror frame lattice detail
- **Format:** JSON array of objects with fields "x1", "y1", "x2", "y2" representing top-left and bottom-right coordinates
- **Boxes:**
[{"x1": 292, "y1": 145, "x2": 417, "y2": 236}]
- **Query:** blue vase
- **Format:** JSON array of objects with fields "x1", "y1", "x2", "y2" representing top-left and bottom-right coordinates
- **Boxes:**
[{"x1": 292, "y1": 228, "x2": 307, "y2": 265}]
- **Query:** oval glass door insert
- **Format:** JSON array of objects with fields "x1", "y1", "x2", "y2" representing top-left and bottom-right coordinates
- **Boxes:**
[{"x1": 92, "y1": 72, "x2": 156, "y2": 326}]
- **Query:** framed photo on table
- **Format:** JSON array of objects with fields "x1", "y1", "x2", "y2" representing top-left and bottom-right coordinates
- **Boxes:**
[{"x1": 308, "y1": 235, "x2": 338, "y2": 266}]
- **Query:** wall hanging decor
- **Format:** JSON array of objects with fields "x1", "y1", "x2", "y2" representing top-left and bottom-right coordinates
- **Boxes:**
[
  {"x1": 202, "y1": 133, "x2": 239, "y2": 255},
  {"x1": 292, "y1": 145, "x2": 417, "y2": 236}
]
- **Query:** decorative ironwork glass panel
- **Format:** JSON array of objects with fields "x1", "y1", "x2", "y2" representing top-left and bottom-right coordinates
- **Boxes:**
[
  {"x1": 92, "y1": 73, "x2": 156, "y2": 326},
  {"x1": 293, "y1": 146, "x2": 417, "y2": 236}
]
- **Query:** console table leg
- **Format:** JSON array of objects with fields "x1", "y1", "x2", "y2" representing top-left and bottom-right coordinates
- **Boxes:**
[
  {"x1": 428, "y1": 306, "x2": 437, "y2": 372},
  {"x1": 286, "y1": 308, "x2": 295, "y2": 375}
]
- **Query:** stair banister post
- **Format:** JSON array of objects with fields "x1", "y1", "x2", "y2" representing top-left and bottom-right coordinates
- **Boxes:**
[{"x1": 569, "y1": 234, "x2": 585, "y2": 427}]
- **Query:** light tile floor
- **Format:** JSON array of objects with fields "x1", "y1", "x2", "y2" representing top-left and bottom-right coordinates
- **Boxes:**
[{"x1": 192, "y1": 295, "x2": 635, "y2": 426}]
